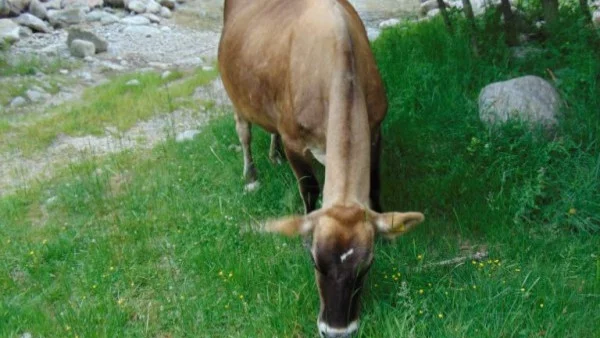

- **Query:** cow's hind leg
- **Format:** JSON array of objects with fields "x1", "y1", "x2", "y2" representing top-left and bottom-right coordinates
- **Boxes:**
[
  {"x1": 370, "y1": 129, "x2": 383, "y2": 212},
  {"x1": 284, "y1": 144, "x2": 319, "y2": 214},
  {"x1": 234, "y1": 112, "x2": 259, "y2": 192},
  {"x1": 269, "y1": 134, "x2": 284, "y2": 165}
]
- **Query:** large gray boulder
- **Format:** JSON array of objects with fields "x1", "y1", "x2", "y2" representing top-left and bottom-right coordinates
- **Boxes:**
[
  {"x1": 0, "y1": 18, "x2": 19, "y2": 43},
  {"x1": 479, "y1": 75, "x2": 561, "y2": 128},
  {"x1": 67, "y1": 26, "x2": 107, "y2": 52},
  {"x1": 28, "y1": 0, "x2": 47, "y2": 20},
  {"x1": 69, "y1": 38, "x2": 95, "y2": 57},
  {"x1": 47, "y1": 8, "x2": 85, "y2": 27},
  {"x1": 14, "y1": 13, "x2": 51, "y2": 32}
]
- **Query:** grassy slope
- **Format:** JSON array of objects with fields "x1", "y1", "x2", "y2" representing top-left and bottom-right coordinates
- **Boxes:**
[{"x1": 1, "y1": 11, "x2": 600, "y2": 338}]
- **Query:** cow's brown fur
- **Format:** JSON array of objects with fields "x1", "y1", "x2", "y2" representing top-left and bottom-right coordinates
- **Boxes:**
[{"x1": 219, "y1": 0, "x2": 424, "y2": 336}]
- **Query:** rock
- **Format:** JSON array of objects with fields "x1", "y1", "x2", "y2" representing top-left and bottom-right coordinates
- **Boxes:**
[
  {"x1": 25, "y1": 89, "x2": 50, "y2": 102},
  {"x1": 100, "y1": 13, "x2": 118, "y2": 24},
  {"x1": 47, "y1": 8, "x2": 85, "y2": 27},
  {"x1": 59, "y1": 68, "x2": 69, "y2": 74},
  {"x1": 125, "y1": 79, "x2": 139, "y2": 86},
  {"x1": 366, "y1": 27, "x2": 379, "y2": 41},
  {"x1": 121, "y1": 14, "x2": 149, "y2": 25},
  {"x1": 158, "y1": 0, "x2": 173, "y2": 9},
  {"x1": 142, "y1": 12, "x2": 159, "y2": 23},
  {"x1": 14, "y1": 13, "x2": 51, "y2": 33},
  {"x1": 61, "y1": 0, "x2": 103, "y2": 10},
  {"x1": 175, "y1": 129, "x2": 199, "y2": 142},
  {"x1": 123, "y1": 24, "x2": 158, "y2": 36},
  {"x1": 427, "y1": 8, "x2": 440, "y2": 18},
  {"x1": 10, "y1": 96, "x2": 27, "y2": 107},
  {"x1": 18, "y1": 25, "x2": 31, "y2": 36},
  {"x1": 67, "y1": 27, "x2": 107, "y2": 52},
  {"x1": 0, "y1": 18, "x2": 19, "y2": 44},
  {"x1": 158, "y1": 5, "x2": 170, "y2": 18},
  {"x1": 85, "y1": 9, "x2": 104, "y2": 21},
  {"x1": 146, "y1": 0, "x2": 159, "y2": 13},
  {"x1": 40, "y1": 43, "x2": 62, "y2": 56},
  {"x1": 161, "y1": 70, "x2": 171, "y2": 79},
  {"x1": 420, "y1": 0, "x2": 442, "y2": 16},
  {"x1": 69, "y1": 38, "x2": 96, "y2": 58},
  {"x1": 126, "y1": 0, "x2": 145, "y2": 12},
  {"x1": 0, "y1": 0, "x2": 30, "y2": 17},
  {"x1": 43, "y1": 0, "x2": 61, "y2": 10},
  {"x1": 479, "y1": 75, "x2": 561, "y2": 128},
  {"x1": 159, "y1": 23, "x2": 169, "y2": 32},
  {"x1": 28, "y1": 0, "x2": 47, "y2": 19},
  {"x1": 379, "y1": 18, "x2": 400, "y2": 29}
]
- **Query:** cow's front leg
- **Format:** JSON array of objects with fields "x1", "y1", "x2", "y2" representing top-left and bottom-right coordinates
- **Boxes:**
[
  {"x1": 283, "y1": 143, "x2": 320, "y2": 214},
  {"x1": 269, "y1": 134, "x2": 284, "y2": 165},
  {"x1": 234, "y1": 112, "x2": 259, "y2": 192}
]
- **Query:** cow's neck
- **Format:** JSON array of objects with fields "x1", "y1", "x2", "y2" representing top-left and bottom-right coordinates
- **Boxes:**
[{"x1": 322, "y1": 78, "x2": 371, "y2": 208}]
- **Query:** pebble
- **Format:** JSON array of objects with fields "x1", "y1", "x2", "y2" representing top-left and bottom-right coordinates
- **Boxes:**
[
  {"x1": 10, "y1": 96, "x2": 27, "y2": 107},
  {"x1": 175, "y1": 129, "x2": 200, "y2": 142},
  {"x1": 126, "y1": 79, "x2": 140, "y2": 86}
]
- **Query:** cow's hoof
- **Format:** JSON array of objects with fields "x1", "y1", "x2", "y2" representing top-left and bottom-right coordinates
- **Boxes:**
[{"x1": 244, "y1": 181, "x2": 260, "y2": 192}]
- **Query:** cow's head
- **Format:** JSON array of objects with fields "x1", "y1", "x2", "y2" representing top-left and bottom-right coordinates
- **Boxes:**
[{"x1": 266, "y1": 204, "x2": 424, "y2": 337}]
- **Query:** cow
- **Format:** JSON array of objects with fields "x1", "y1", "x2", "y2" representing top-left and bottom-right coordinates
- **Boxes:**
[{"x1": 218, "y1": 0, "x2": 425, "y2": 336}]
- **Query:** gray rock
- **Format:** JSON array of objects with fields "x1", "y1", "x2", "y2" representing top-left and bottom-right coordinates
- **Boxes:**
[
  {"x1": 67, "y1": 27, "x2": 107, "y2": 52},
  {"x1": 123, "y1": 24, "x2": 158, "y2": 36},
  {"x1": 14, "y1": 13, "x2": 51, "y2": 33},
  {"x1": 175, "y1": 129, "x2": 199, "y2": 142},
  {"x1": 0, "y1": 0, "x2": 30, "y2": 17},
  {"x1": 379, "y1": 18, "x2": 399, "y2": 29},
  {"x1": 146, "y1": 0, "x2": 159, "y2": 13},
  {"x1": 142, "y1": 12, "x2": 159, "y2": 23},
  {"x1": 20, "y1": 332, "x2": 33, "y2": 338},
  {"x1": 427, "y1": 8, "x2": 440, "y2": 18},
  {"x1": 0, "y1": 18, "x2": 19, "y2": 44},
  {"x1": 161, "y1": 70, "x2": 171, "y2": 79},
  {"x1": 85, "y1": 9, "x2": 104, "y2": 21},
  {"x1": 43, "y1": 0, "x2": 61, "y2": 10},
  {"x1": 125, "y1": 79, "x2": 139, "y2": 86},
  {"x1": 479, "y1": 75, "x2": 561, "y2": 128},
  {"x1": 29, "y1": 0, "x2": 47, "y2": 19},
  {"x1": 158, "y1": 0, "x2": 173, "y2": 9},
  {"x1": 47, "y1": 8, "x2": 85, "y2": 27},
  {"x1": 100, "y1": 12, "x2": 119, "y2": 24},
  {"x1": 26, "y1": 89, "x2": 50, "y2": 102},
  {"x1": 61, "y1": 0, "x2": 103, "y2": 10},
  {"x1": 69, "y1": 38, "x2": 95, "y2": 58},
  {"x1": 420, "y1": 0, "x2": 442, "y2": 16},
  {"x1": 18, "y1": 25, "x2": 31, "y2": 36},
  {"x1": 59, "y1": 68, "x2": 69, "y2": 74},
  {"x1": 10, "y1": 96, "x2": 27, "y2": 107},
  {"x1": 121, "y1": 14, "x2": 149, "y2": 25},
  {"x1": 158, "y1": 5, "x2": 170, "y2": 18},
  {"x1": 126, "y1": 0, "x2": 145, "y2": 13}
]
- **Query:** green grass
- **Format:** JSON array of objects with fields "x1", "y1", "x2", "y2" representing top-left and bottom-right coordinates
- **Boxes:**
[
  {"x1": 0, "y1": 68, "x2": 218, "y2": 154},
  {"x1": 1, "y1": 9, "x2": 600, "y2": 338}
]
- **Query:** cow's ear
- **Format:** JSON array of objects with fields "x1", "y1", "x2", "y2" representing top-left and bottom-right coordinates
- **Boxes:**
[
  {"x1": 264, "y1": 215, "x2": 314, "y2": 236},
  {"x1": 371, "y1": 211, "x2": 424, "y2": 239}
]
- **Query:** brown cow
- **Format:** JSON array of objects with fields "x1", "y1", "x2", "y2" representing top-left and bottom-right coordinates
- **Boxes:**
[{"x1": 218, "y1": 0, "x2": 424, "y2": 336}]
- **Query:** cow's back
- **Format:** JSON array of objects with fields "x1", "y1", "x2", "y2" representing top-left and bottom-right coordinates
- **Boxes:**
[{"x1": 218, "y1": 0, "x2": 386, "y2": 142}]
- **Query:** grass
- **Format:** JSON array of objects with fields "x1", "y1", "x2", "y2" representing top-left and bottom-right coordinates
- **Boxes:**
[
  {"x1": 0, "y1": 67, "x2": 218, "y2": 154},
  {"x1": 1, "y1": 7, "x2": 600, "y2": 338}
]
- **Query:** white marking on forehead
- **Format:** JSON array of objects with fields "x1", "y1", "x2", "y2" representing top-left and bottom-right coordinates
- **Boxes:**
[
  {"x1": 318, "y1": 320, "x2": 359, "y2": 337},
  {"x1": 340, "y1": 248, "x2": 355, "y2": 263}
]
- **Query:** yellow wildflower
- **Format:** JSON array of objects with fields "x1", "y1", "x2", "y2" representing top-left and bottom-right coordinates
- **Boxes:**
[{"x1": 438, "y1": 313, "x2": 444, "y2": 319}]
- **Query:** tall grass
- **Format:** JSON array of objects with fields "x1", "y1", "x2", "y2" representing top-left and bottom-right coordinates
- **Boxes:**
[{"x1": 1, "y1": 10, "x2": 599, "y2": 338}]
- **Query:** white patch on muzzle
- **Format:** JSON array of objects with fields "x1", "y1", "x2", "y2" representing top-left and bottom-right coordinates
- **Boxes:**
[{"x1": 318, "y1": 320, "x2": 359, "y2": 338}]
